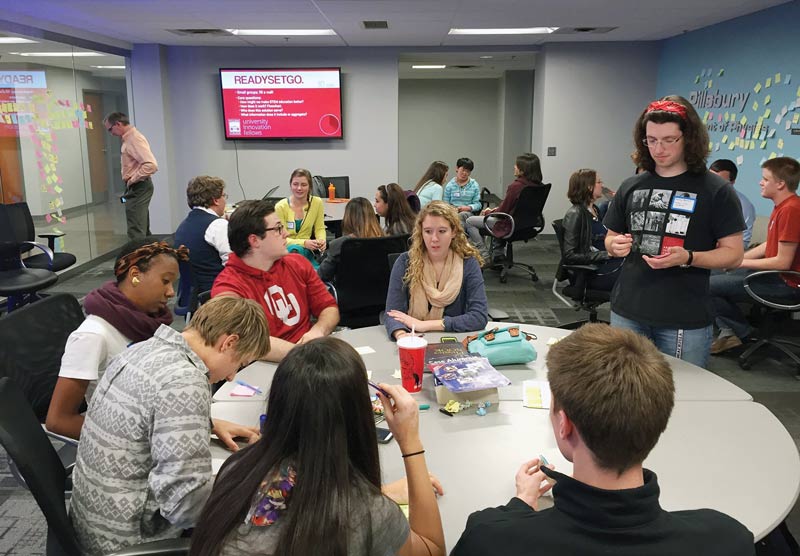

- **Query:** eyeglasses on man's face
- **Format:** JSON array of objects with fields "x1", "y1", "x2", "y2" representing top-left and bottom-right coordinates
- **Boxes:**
[
  {"x1": 264, "y1": 222, "x2": 284, "y2": 235},
  {"x1": 643, "y1": 135, "x2": 683, "y2": 148}
]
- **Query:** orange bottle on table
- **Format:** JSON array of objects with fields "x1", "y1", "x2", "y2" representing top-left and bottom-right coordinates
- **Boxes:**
[{"x1": 328, "y1": 183, "x2": 335, "y2": 200}]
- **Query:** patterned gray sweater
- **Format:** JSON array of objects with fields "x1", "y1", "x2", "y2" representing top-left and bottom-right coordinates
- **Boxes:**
[{"x1": 70, "y1": 325, "x2": 213, "y2": 556}]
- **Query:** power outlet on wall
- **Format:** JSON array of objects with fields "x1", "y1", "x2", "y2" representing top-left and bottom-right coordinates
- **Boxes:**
[{"x1": 547, "y1": 147, "x2": 557, "y2": 156}]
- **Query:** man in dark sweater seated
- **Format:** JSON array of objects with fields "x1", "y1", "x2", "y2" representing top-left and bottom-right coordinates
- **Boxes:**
[{"x1": 451, "y1": 323, "x2": 755, "y2": 556}]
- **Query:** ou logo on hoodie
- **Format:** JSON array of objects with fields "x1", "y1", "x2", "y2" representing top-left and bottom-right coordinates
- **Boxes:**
[{"x1": 264, "y1": 285, "x2": 301, "y2": 326}]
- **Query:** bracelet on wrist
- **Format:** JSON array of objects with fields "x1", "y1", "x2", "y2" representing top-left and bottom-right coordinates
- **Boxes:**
[{"x1": 401, "y1": 449, "x2": 425, "y2": 459}]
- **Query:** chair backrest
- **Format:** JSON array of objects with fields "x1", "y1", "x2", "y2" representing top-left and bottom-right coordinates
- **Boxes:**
[
  {"x1": 174, "y1": 260, "x2": 193, "y2": 317},
  {"x1": 319, "y1": 176, "x2": 350, "y2": 198},
  {"x1": 404, "y1": 190, "x2": 421, "y2": 213},
  {"x1": 0, "y1": 293, "x2": 85, "y2": 420},
  {"x1": 334, "y1": 235, "x2": 410, "y2": 325},
  {"x1": 509, "y1": 183, "x2": 551, "y2": 236},
  {"x1": 0, "y1": 202, "x2": 36, "y2": 256},
  {"x1": 551, "y1": 219, "x2": 570, "y2": 283},
  {"x1": 0, "y1": 377, "x2": 82, "y2": 556}
]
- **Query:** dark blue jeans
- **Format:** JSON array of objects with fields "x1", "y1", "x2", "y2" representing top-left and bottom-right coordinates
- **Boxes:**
[{"x1": 709, "y1": 268, "x2": 800, "y2": 339}]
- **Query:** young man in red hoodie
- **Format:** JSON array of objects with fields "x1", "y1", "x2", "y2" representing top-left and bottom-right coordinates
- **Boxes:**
[{"x1": 212, "y1": 200, "x2": 339, "y2": 361}]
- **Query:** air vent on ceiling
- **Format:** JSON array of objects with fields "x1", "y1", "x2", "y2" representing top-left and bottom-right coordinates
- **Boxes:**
[
  {"x1": 167, "y1": 29, "x2": 233, "y2": 36},
  {"x1": 552, "y1": 27, "x2": 617, "y2": 34},
  {"x1": 362, "y1": 21, "x2": 389, "y2": 29}
]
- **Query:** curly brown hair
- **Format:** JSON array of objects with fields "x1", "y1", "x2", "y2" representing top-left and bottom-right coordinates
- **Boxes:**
[
  {"x1": 186, "y1": 175, "x2": 225, "y2": 209},
  {"x1": 114, "y1": 239, "x2": 189, "y2": 283},
  {"x1": 403, "y1": 201, "x2": 482, "y2": 288},
  {"x1": 632, "y1": 95, "x2": 709, "y2": 175}
]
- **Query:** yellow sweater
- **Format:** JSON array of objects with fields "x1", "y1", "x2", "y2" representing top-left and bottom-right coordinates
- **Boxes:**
[{"x1": 274, "y1": 196, "x2": 326, "y2": 247}]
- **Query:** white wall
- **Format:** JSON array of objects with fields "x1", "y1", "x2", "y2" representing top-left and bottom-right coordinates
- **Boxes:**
[
  {"x1": 532, "y1": 42, "x2": 660, "y2": 225},
  {"x1": 131, "y1": 46, "x2": 400, "y2": 232},
  {"x1": 499, "y1": 70, "x2": 534, "y2": 189},
  {"x1": 399, "y1": 78, "x2": 502, "y2": 193}
]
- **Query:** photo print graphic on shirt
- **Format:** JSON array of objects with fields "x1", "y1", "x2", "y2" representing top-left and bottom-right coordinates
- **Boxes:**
[
  {"x1": 644, "y1": 211, "x2": 666, "y2": 233},
  {"x1": 631, "y1": 233, "x2": 643, "y2": 253},
  {"x1": 631, "y1": 189, "x2": 650, "y2": 210},
  {"x1": 649, "y1": 189, "x2": 672, "y2": 210},
  {"x1": 660, "y1": 235, "x2": 686, "y2": 256},
  {"x1": 640, "y1": 234, "x2": 662, "y2": 256},
  {"x1": 630, "y1": 211, "x2": 646, "y2": 232},
  {"x1": 666, "y1": 213, "x2": 690, "y2": 236},
  {"x1": 670, "y1": 191, "x2": 698, "y2": 213}
]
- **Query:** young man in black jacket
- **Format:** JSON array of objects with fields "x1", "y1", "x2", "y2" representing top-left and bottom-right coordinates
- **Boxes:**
[{"x1": 451, "y1": 323, "x2": 754, "y2": 556}]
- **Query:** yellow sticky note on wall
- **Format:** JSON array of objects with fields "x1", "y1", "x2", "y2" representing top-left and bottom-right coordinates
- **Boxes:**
[
  {"x1": 754, "y1": 83, "x2": 762, "y2": 93},
  {"x1": 775, "y1": 73, "x2": 781, "y2": 83},
  {"x1": 778, "y1": 138, "x2": 785, "y2": 149},
  {"x1": 765, "y1": 77, "x2": 772, "y2": 88},
  {"x1": 722, "y1": 134, "x2": 729, "y2": 143}
]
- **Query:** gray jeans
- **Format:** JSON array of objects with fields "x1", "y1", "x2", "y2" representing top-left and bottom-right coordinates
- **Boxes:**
[{"x1": 124, "y1": 177, "x2": 154, "y2": 240}]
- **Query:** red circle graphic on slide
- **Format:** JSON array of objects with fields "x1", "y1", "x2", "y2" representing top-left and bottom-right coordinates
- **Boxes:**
[{"x1": 319, "y1": 114, "x2": 341, "y2": 135}]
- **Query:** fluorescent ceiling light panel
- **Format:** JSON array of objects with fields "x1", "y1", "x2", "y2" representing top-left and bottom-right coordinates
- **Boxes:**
[
  {"x1": 412, "y1": 65, "x2": 446, "y2": 69},
  {"x1": 91, "y1": 65, "x2": 125, "y2": 69},
  {"x1": 448, "y1": 27, "x2": 558, "y2": 35},
  {"x1": 9, "y1": 51, "x2": 103, "y2": 57},
  {"x1": 0, "y1": 38, "x2": 37, "y2": 44},
  {"x1": 226, "y1": 29, "x2": 336, "y2": 36}
]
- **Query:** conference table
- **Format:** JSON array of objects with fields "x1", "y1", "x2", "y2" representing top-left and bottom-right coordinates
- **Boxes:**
[{"x1": 210, "y1": 322, "x2": 800, "y2": 547}]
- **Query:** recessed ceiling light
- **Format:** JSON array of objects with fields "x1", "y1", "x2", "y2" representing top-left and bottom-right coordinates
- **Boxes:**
[
  {"x1": 412, "y1": 65, "x2": 446, "y2": 69},
  {"x1": 479, "y1": 55, "x2": 493, "y2": 59},
  {"x1": 91, "y1": 65, "x2": 125, "y2": 69},
  {"x1": 0, "y1": 38, "x2": 37, "y2": 44},
  {"x1": 226, "y1": 29, "x2": 336, "y2": 36},
  {"x1": 449, "y1": 27, "x2": 558, "y2": 35},
  {"x1": 9, "y1": 51, "x2": 104, "y2": 57}
]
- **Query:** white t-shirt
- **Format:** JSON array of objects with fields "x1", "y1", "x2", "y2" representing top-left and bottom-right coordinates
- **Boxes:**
[{"x1": 58, "y1": 315, "x2": 131, "y2": 403}]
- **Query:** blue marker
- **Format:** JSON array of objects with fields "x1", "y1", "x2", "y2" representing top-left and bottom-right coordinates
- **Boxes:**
[
  {"x1": 368, "y1": 381, "x2": 390, "y2": 397},
  {"x1": 259, "y1": 414, "x2": 267, "y2": 430},
  {"x1": 236, "y1": 380, "x2": 263, "y2": 394}
]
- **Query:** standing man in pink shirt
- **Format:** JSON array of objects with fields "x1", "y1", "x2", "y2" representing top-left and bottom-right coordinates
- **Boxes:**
[{"x1": 104, "y1": 112, "x2": 158, "y2": 240}]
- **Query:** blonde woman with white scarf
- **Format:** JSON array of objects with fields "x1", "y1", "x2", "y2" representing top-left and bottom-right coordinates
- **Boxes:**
[{"x1": 385, "y1": 201, "x2": 489, "y2": 340}]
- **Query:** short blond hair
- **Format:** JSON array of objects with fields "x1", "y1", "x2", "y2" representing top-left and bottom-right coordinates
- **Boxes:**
[
  {"x1": 547, "y1": 323, "x2": 674, "y2": 474},
  {"x1": 186, "y1": 297, "x2": 270, "y2": 359}
]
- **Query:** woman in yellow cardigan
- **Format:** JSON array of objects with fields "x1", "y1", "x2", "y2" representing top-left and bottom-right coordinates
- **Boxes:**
[{"x1": 274, "y1": 168, "x2": 327, "y2": 266}]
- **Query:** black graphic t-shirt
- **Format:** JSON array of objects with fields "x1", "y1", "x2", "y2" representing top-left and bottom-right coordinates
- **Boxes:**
[{"x1": 604, "y1": 171, "x2": 744, "y2": 329}]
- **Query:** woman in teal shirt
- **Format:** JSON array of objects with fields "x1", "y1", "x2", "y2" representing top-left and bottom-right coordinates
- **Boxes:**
[{"x1": 413, "y1": 161, "x2": 448, "y2": 208}]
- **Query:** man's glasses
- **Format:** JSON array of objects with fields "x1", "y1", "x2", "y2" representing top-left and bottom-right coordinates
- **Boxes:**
[
  {"x1": 643, "y1": 135, "x2": 683, "y2": 148},
  {"x1": 264, "y1": 222, "x2": 284, "y2": 235},
  {"x1": 105, "y1": 122, "x2": 115, "y2": 134}
]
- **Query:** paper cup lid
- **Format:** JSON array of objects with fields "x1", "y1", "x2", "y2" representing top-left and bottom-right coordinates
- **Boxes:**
[{"x1": 397, "y1": 335, "x2": 427, "y2": 349}]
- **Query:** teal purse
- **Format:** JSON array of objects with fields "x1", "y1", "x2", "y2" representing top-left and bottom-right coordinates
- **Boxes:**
[{"x1": 462, "y1": 327, "x2": 537, "y2": 366}]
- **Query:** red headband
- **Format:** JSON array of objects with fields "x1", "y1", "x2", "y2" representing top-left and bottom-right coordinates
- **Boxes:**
[{"x1": 646, "y1": 100, "x2": 688, "y2": 120}]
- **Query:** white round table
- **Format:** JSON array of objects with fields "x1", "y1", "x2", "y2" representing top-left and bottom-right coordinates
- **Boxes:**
[{"x1": 210, "y1": 323, "x2": 799, "y2": 546}]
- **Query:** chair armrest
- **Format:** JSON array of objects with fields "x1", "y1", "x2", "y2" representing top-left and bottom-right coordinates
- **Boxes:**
[
  {"x1": 43, "y1": 427, "x2": 80, "y2": 448},
  {"x1": 743, "y1": 270, "x2": 800, "y2": 310},
  {"x1": 106, "y1": 537, "x2": 191, "y2": 556},
  {"x1": 38, "y1": 231, "x2": 65, "y2": 251},
  {"x1": 325, "y1": 282, "x2": 338, "y2": 303},
  {"x1": 20, "y1": 241, "x2": 54, "y2": 269},
  {"x1": 484, "y1": 212, "x2": 515, "y2": 239}
]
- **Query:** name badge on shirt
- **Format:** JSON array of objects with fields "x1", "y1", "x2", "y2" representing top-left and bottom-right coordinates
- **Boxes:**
[
  {"x1": 670, "y1": 194, "x2": 697, "y2": 213},
  {"x1": 286, "y1": 221, "x2": 295, "y2": 230},
  {"x1": 453, "y1": 191, "x2": 461, "y2": 198}
]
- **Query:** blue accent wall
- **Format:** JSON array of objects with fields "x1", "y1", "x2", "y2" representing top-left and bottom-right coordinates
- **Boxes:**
[{"x1": 657, "y1": 1, "x2": 800, "y2": 215}]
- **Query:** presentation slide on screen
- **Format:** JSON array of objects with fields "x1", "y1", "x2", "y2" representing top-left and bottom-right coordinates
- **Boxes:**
[{"x1": 220, "y1": 69, "x2": 342, "y2": 139}]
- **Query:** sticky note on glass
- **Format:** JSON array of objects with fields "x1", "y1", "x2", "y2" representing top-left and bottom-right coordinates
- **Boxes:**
[
  {"x1": 707, "y1": 79, "x2": 713, "y2": 89},
  {"x1": 229, "y1": 384, "x2": 257, "y2": 397},
  {"x1": 775, "y1": 73, "x2": 781, "y2": 84},
  {"x1": 794, "y1": 113, "x2": 800, "y2": 123},
  {"x1": 754, "y1": 82, "x2": 762, "y2": 93},
  {"x1": 718, "y1": 68, "x2": 725, "y2": 76},
  {"x1": 765, "y1": 77, "x2": 772, "y2": 88},
  {"x1": 770, "y1": 152, "x2": 778, "y2": 159},
  {"x1": 760, "y1": 141, "x2": 767, "y2": 149},
  {"x1": 695, "y1": 75, "x2": 700, "y2": 84},
  {"x1": 778, "y1": 139, "x2": 785, "y2": 150},
  {"x1": 785, "y1": 74, "x2": 791, "y2": 85},
  {"x1": 736, "y1": 155, "x2": 744, "y2": 165},
  {"x1": 740, "y1": 115, "x2": 747, "y2": 126},
  {"x1": 523, "y1": 380, "x2": 552, "y2": 409},
  {"x1": 768, "y1": 128, "x2": 776, "y2": 138},
  {"x1": 764, "y1": 108, "x2": 771, "y2": 119},
  {"x1": 728, "y1": 142, "x2": 736, "y2": 151},
  {"x1": 752, "y1": 101, "x2": 759, "y2": 112},
  {"x1": 722, "y1": 134, "x2": 729, "y2": 143},
  {"x1": 355, "y1": 346, "x2": 375, "y2": 355}
]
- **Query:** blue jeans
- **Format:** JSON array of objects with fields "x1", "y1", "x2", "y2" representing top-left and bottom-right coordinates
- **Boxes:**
[
  {"x1": 709, "y1": 268, "x2": 800, "y2": 339},
  {"x1": 611, "y1": 311, "x2": 713, "y2": 368}
]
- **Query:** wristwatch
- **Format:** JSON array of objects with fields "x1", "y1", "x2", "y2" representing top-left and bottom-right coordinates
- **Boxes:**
[{"x1": 680, "y1": 250, "x2": 694, "y2": 268}]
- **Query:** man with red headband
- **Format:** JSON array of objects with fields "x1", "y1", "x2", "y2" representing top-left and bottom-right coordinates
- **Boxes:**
[{"x1": 603, "y1": 96, "x2": 745, "y2": 367}]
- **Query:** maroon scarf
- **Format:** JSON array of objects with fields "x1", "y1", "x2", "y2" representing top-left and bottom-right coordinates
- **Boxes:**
[{"x1": 83, "y1": 280, "x2": 173, "y2": 343}]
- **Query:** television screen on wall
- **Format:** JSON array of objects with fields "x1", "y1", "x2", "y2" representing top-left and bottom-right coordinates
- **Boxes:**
[{"x1": 219, "y1": 68, "x2": 343, "y2": 140}]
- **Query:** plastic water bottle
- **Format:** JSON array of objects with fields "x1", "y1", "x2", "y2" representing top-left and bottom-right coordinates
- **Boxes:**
[{"x1": 328, "y1": 183, "x2": 335, "y2": 200}]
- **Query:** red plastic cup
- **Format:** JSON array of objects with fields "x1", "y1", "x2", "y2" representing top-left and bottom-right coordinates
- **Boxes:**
[{"x1": 397, "y1": 335, "x2": 427, "y2": 393}]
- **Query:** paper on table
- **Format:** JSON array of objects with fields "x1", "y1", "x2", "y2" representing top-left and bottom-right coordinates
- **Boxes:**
[
  {"x1": 355, "y1": 346, "x2": 376, "y2": 355},
  {"x1": 230, "y1": 384, "x2": 257, "y2": 397},
  {"x1": 523, "y1": 380, "x2": 552, "y2": 409},
  {"x1": 212, "y1": 458, "x2": 225, "y2": 476}
]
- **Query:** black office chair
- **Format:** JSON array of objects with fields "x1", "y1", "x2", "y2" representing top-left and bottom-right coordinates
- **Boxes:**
[
  {"x1": 174, "y1": 261, "x2": 194, "y2": 322},
  {"x1": 737, "y1": 270, "x2": 800, "y2": 378},
  {"x1": 485, "y1": 183, "x2": 551, "y2": 283},
  {"x1": 197, "y1": 289, "x2": 212, "y2": 306},
  {"x1": 318, "y1": 176, "x2": 350, "y2": 199},
  {"x1": 0, "y1": 217, "x2": 59, "y2": 313},
  {"x1": 0, "y1": 378, "x2": 190, "y2": 556},
  {"x1": 326, "y1": 234, "x2": 409, "y2": 328},
  {"x1": 551, "y1": 219, "x2": 611, "y2": 329},
  {"x1": 0, "y1": 202, "x2": 76, "y2": 272}
]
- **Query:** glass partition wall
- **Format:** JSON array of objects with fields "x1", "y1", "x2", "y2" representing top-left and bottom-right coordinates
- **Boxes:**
[{"x1": 0, "y1": 31, "x2": 129, "y2": 268}]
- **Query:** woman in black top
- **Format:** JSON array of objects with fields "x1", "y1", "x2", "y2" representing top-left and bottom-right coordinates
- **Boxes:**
[{"x1": 562, "y1": 168, "x2": 623, "y2": 291}]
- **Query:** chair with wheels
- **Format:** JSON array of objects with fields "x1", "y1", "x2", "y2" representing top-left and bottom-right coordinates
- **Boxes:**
[
  {"x1": 327, "y1": 234, "x2": 410, "y2": 328},
  {"x1": 737, "y1": 270, "x2": 800, "y2": 378},
  {"x1": 0, "y1": 202, "x2": 76, "y2": 272},
  {"x1": 551, "y1": 219, "x2": 611, "y2": 329},
  {"x1": 0, "y1": 377, "x2": 191, "y2": 556},
  {"x1": 0, "y1": 221, "x2": 59, "y2": 313},
  {"x1": 484, "y1": 183, "x2": 551, "y2": 284}
]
